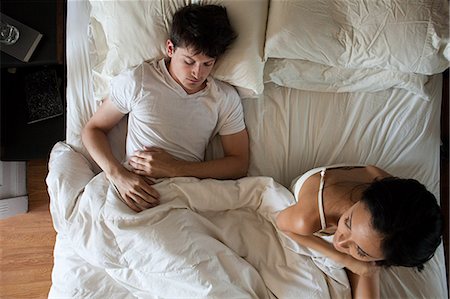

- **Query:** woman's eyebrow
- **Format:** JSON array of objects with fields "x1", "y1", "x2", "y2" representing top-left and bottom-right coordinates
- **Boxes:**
[
  {"x1": 349, "y1": 211, "x2": 353, "y2": 228},
  {"x1": 350, "y1": 210, "x2": 376, "y2": 258}
]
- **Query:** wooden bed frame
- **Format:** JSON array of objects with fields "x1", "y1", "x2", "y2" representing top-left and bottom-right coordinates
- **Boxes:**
[{"x1": 441, "y1": 69, "x2": 449, "y2": 291}]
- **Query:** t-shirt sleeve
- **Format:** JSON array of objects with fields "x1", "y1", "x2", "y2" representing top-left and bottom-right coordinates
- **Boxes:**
[
  {"x1": 109, "y1": 65, "x2": 143, "y2": 114},
  {"x1": 217, "y1": 84, "x2": 246, "y2": 136}
]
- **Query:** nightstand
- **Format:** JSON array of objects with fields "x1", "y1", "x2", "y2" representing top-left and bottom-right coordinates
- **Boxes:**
[{"x1": 1, "y1": 0, "x2": 66, "y2": 161}]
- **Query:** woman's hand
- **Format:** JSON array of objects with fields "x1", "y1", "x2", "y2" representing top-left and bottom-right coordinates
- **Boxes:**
[{"x1": 343, "y1": 255, "x2": 380, "y2": 277}]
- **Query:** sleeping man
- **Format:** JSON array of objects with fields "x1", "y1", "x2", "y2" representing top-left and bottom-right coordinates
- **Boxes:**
[{"x1": 81, "y1": 4, "x2": 249, "y2": 212}]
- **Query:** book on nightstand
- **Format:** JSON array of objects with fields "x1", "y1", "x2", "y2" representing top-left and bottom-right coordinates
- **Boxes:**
[
  {"x1": 24, "y1": 68, "x2": 63, "y2": 124},
  {"x1": 0, "y1": 13, "x2": 43, "y2": 62}
]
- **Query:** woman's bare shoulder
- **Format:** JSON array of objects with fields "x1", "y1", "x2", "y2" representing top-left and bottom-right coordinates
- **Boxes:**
[
  {"x1": 277, "y1": 196, "x2": 322, "y2": 235},
  {"x1": 366, "y1": 165, "x2": 392, "y2": 179}
]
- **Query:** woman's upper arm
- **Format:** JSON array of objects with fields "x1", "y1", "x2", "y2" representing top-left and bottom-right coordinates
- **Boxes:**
[
  {"x1": 276, "y1": 203, "x2": 318, "y2": 235},
  {"x1": 84, "y1": 98, "x2": 126, "y2": 133}
]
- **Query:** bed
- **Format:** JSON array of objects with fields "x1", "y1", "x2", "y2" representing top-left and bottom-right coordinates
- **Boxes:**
[{"x1": 46, "y1": 0, "x2": 449, "y2": 298}]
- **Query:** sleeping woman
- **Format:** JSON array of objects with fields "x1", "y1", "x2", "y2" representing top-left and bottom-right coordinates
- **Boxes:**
[{"x1": 276, "y1": 165, "x2": 443, "y2": 299}]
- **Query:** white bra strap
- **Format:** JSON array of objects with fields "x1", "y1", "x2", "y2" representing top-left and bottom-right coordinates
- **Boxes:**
[{"x1": 318, "y1": 169, "x2": 327, "y2": 230}]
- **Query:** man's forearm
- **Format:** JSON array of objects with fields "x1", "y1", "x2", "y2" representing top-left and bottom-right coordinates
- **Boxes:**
[
  {"x1": 173, "y1": 155, "x2": 248, "y2": 179},
  {"x1": 81, "y1": 126, "x2": 125, "y2": 178}
]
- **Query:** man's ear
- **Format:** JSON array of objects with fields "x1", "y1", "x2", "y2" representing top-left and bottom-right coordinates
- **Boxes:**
[{"x1": 166, "y1": 39, "x2": 175, "y2": 57}]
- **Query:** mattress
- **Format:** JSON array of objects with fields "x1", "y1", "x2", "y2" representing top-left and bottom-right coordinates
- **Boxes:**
[{"x1": 48, "y1": 0, "x2": 448, "y2": 298}]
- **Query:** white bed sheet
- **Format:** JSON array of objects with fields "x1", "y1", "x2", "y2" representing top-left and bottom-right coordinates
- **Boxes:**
[{"x1": 54, "y1": 0, "x2": 448, "y2": 298}]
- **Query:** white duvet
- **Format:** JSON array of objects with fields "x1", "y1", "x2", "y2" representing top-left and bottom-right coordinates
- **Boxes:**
[
  {"x1": 47, "y1": 142, "x2": 448, "y2": 299},
  {"x1": 57, "y1": 1, "x2": 448, "y2": 297},
  {"x1": 47, "y1": 142, "x2": 351, "y2": 299}
]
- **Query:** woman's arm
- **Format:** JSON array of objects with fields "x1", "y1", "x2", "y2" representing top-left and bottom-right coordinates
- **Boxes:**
[
  {"x1": 283, "y1": 231, "x2": 350, "y2": 265},
  {"x1": 283, "y1": 232, "x2": 379, "y2": 276},
  {"x1": 282, "y1": 232, "x2": 380, "y2": 299},
  {"x1": 347, "y1": 269, "x2": 380, "y2": 299}
]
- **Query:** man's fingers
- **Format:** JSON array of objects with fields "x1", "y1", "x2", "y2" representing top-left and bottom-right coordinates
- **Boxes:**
[
  {"x1": 121, "y1": 194, "x2": 144, "y2": 212},
  {"x1": 133, "y1": 147, "x2": 161, "y2": 158},
  {"x1": 132, "y1": 184, "x2": 160, "y2": 205},
  {"x1": 126, "y1": 191, "x2": 159, "y2": 211},
  {"x1": 131, "y1": 194, "x2": 156, "y2": 210},
  {"x1": 143, "y1": 146, "x2": 163, "y2": 152},
  {"x1": 140, "y1": 181, "x2": 160, "y2": 200},
  {"x1": 116, "y1": 185, "x2": 160, "y2": 212},
  {"x1": 143, "y1": 176, "x2": 156, "y2": 185},
  {"x1": 129, "y1": 155, "x2": 149, "y2": 167}
]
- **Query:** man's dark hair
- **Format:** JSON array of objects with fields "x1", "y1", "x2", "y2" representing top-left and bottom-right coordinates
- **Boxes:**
[
  {"x1": 361, "y1": 177, "x2": 443, "y2": 271},
  {"x1": 170, "y1": 4, "x2": 237, "y2": 58}
]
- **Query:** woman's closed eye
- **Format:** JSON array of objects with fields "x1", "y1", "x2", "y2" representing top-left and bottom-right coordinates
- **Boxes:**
[
  {"x1": 356, "y1": 247, "x2": 368, "y2": 258},
  {"x1": 345, "y1": 214, "x2": 367, "y2": 257}
]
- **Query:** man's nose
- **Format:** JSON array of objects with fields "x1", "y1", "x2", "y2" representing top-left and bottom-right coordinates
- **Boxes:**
[{"x1": 192, "y1": 64, "x2": 201, "y2": 78}]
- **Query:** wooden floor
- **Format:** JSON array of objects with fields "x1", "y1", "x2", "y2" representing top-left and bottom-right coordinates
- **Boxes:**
[
  {"x1": 0, "y1": 159, "x2": 56, "y2": 299},
  {"x1": 0, "y1": 158, "x2": 448, "y2": 298}
]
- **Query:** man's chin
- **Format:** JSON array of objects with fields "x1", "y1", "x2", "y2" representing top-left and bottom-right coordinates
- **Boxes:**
[{"x1": 183, "y1": 81, "x2": 204, "y2": 93}]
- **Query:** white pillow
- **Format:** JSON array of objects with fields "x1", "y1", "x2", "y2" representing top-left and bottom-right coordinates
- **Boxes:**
[
  {"x1": 265, "y1": 0, "x2": 449, "y2": 75},
  {"x1": 264, "y1": 58, "x2": 432, "y2": 101},
  {"x1": 89, "y1": 0, "x2": 267, "y2": 98}
]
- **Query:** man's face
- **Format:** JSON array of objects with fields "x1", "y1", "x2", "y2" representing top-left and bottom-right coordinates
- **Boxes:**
[{"x1": 166, "y1": 39, "x2": 216, "y2": 94}]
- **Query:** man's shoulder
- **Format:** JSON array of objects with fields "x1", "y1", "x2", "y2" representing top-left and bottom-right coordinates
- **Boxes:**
[
  {"x1": 120, "y1": 59, "x2": 161, "y2": 74},
  {"x1": 210, "y1": 77, "x2": 239, "y2": 99},
  {"x1": 114, "y1": 59, "x2": 165, "y2": 86}
]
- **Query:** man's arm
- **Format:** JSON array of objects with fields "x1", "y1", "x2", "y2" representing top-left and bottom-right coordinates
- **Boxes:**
[
  {"x1": 81, "y1": 98, "x2": 160, "y2": 212},
  {"x1": 129, "y1": 128, "x2": 249, "y2": 179}
]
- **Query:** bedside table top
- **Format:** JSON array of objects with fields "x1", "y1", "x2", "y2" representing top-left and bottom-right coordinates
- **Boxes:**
[{"x1": 1, "y1": 0, "x2": 64, "y2": 67}]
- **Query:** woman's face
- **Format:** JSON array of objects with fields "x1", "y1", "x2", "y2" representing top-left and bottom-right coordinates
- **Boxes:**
[{"x1": 333, "y1": 201, "x2": 385, "y2": 262}]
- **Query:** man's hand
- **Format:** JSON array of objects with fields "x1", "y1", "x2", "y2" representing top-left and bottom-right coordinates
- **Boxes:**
[
  {"x1": 109, "y1": 166, "x2": 160, "y2": 212},
  {"x1": 129, "y1": 147, "x2": 181, "y2": 178},
  {"x1": 129, "y1": 129, "x2": 249, "y2": 180}
]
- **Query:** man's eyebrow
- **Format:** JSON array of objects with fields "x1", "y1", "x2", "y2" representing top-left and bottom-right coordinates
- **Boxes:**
[{"x1": 182, "y1": 54, "x2": 215, "y2": 63}]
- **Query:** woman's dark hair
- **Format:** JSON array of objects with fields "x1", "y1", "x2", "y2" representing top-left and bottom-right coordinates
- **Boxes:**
[
  {"x1": 361, "y1": 177, "x2": 443, "y2": 271},
  {"x1": 170, "y1": 4, "x2": 237, "y2": 58}
]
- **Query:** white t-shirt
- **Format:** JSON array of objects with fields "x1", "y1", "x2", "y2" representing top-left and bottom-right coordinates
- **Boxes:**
[{"x1": 109, "y1": 59, "x2": 245, "y2": 162}]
